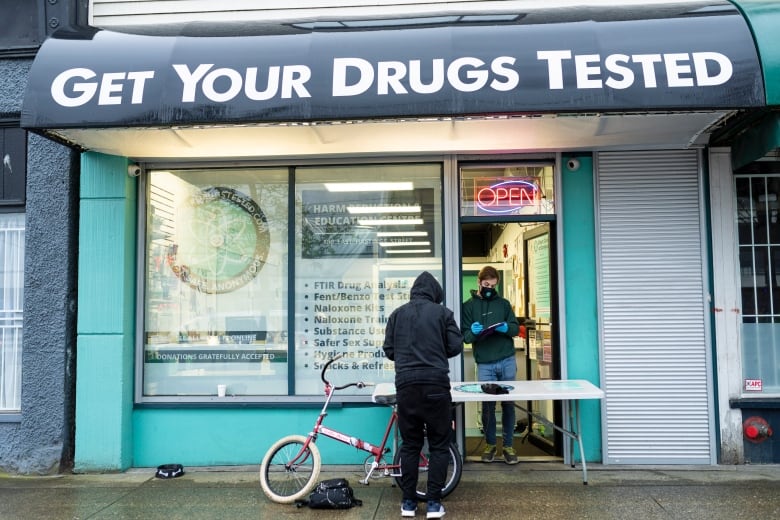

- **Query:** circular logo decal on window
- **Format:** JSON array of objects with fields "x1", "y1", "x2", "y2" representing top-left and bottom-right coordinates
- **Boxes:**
[{"x1": 167, "y1": 187, "x2": 270, "y2": 293}]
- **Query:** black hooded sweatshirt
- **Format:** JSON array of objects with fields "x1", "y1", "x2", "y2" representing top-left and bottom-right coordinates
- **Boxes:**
[{"x1": 382, "y1": 271, "x2": 463, "y2": 390}]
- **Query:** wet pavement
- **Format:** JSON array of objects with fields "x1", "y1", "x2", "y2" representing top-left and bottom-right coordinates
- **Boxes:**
[{"x1": 1, "y1": 462, "x2": 779, "y2": 519}]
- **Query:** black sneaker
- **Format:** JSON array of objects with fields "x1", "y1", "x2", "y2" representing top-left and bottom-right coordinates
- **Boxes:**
[
  {"x1": 401, "y1": 499, "x2": 417, "y2": 517},
  {"x1": 426, "y1": 501, "x2": 446, "y2": 519}
]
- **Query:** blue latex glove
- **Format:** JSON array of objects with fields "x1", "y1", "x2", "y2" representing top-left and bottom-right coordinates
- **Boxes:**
[
  {"x1": 470, "y1": 322, "x2": 484, "y2": 335},
  {"x1": 496, "y1": 322, "x2": 509, "y2": 333}
]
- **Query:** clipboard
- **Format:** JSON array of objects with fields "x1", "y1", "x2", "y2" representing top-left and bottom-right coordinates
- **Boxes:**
[{"x1": 478, "y1": 321, "x2": 506, "y2": 339}]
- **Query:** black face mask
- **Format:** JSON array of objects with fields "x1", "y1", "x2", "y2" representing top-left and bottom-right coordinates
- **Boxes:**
[{"x1": 479, "y1": 286, "x2": 496, "y2": 299}]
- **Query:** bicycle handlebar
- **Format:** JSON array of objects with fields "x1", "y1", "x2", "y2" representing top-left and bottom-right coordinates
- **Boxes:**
[{"x1": 321, "y1": 353, "x2": 375, "y2": 391}]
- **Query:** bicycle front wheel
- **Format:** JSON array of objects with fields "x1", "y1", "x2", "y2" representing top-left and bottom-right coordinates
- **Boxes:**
[
  {"x1": 392, "y1": 441, "x2": 462, "y2": 500},
  {"x1": 260, "y1": 434, "x2": 321, "y2": 503}
]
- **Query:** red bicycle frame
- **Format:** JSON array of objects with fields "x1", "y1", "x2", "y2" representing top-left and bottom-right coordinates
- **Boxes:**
[{"x1": 284, "y1": 363, "x2": 427, "y2": 483}]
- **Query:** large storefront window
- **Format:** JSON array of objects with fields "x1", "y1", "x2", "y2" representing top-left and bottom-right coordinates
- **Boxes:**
[
  {"x1": 294, "y1": 164, "x2": 443, "y2": 396},
  {"x1": 736, "y1": 173, "x2": 780, "y2": 395},
  {"x1": 143, "y1": 168, "x2": 288, "y2": 398},
  {"x1": 142, "y1": 163, "x2": 443, "y2": 400}
]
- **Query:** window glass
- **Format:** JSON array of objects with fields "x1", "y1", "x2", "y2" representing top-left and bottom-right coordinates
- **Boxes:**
[
  {"x1": 0, "y1": 213, "x2": 24, "y2": 411},
  {"x1": 460, "y1": 164, "x2": 554, "y2": 217},
  {"x1": 143, "y1": 169, "x2": 288, "y2": 397},
  {"x1": 736, "y1": 176, "x2": 757, "y2": 245},
  {"x1": 294, "y1": 164, "x2": 443, "y2": 396},
  {"x1": 142, "y1": 163, "x2": 446, "y2": 401},
  {"x1": 0, "y1": 1, "x2": 42, "y2": 50},
  {"x1": 1, "y1": 128, "x2": 27, "y2": 206},
  {"x1": 736, "y1": 173, "x2": 780, "y2": 395}
]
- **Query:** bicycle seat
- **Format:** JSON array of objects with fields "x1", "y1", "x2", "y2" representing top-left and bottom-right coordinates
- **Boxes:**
[{"x1": 372, "y1": 383, "x2": 396, "y2": 405}]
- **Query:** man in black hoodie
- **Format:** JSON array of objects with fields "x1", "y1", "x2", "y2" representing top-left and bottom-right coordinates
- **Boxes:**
[{"x1": 383, "y1": 271, "x2": 463, "y2": 519}]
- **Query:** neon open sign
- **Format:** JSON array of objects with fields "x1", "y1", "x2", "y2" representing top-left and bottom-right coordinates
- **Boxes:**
[{"x1": 474, "y1": 178, "x2": 541, "y2": 215}]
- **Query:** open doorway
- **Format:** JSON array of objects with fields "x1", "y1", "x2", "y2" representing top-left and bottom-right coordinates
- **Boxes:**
[{"x1": 458, "y1": 163, "x2": 561, "y2": 461}]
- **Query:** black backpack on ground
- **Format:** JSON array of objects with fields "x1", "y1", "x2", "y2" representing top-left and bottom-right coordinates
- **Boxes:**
[{"x1": 295, "y1": 478, "x2": 363, "y2": 509}]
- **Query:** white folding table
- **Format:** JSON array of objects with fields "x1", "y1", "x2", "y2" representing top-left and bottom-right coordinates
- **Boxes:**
[
  {"x1": 449, "y1": 380, "x2": 605, "y2": 484},
  {"x1": 373, "y1": 379, "x2": 605, "y2": 484}
]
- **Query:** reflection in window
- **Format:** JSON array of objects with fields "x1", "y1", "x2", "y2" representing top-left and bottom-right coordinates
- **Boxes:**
[
  {"x1": 142, "y1": 169, "x2": 288, "y2": 398},
  {"x1": 294, "y1": 164, "x2": 444, "y2": 396},
  {"x1": 735, "y1": 174, "x2": 780, "y2": 395}
]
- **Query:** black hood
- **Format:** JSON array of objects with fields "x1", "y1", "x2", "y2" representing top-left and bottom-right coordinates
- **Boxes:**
[{"x1": 410, "y1": 271, "x2": 443, "y2": 304}]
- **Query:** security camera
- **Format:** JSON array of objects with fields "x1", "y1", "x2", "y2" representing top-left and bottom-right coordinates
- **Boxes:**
[
  {"x1": 566, "y1": 158, "x2": 581, "y2": 171},
  {"x1": 127, "y1": 164, "x2": 142, "y2": 177}
]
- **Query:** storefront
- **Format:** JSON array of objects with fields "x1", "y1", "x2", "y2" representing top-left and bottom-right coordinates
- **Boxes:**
[{"x1": 20, "y1": 1, "x2": 780, "y2": 470}]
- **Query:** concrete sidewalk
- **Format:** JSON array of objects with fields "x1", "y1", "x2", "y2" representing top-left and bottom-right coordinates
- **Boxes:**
[{"x1": 1, "y1": 462, "x2": 779, "y2": 519}]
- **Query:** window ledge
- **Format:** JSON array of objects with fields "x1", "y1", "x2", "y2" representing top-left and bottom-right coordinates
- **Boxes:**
[
  {"x1": 0, "y1": 413, "x2": 22, "y2": 422},
  {"x1": 729, "y1": 398, "x2": 780, "y2": 409}
]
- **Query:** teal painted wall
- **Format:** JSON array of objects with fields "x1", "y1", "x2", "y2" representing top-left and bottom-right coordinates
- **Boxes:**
[
  {"x1": 75, "y1": 152, "x2": 137, "y2": 471},
  {"x1": 74, "y1": 153, "x2": 602, "y2": 468},
  {"x1": 561, "y1": 155, "x2": 602, "y2": 462},
  {"x1": 133, "y1": 406, "x2": 393, "y2": 467}
]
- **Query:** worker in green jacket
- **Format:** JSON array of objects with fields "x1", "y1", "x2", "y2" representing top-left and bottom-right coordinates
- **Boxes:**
[{"x1": 461, "y1": 265, "x2": 520, "y2": 464}]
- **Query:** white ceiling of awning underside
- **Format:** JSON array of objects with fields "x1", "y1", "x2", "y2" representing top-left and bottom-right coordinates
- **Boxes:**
[{"x1": 42, "y1": 112, "x2": 730, "y2": 162}]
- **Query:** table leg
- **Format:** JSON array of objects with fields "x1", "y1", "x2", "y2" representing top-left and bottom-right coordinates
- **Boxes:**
[
  {"x1": 574, "y1": 400, "x2": 588, "y2": 485},
  {"x1": 512, "y1": 400, "x2": 588, "y2": 484},
  {"x1": 565, "y1": 400, "x2": 574, "y2": 467}
]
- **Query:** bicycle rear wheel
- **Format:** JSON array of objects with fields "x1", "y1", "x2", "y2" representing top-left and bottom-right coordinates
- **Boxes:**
[
  {"x1": 260, "y1": 434, "x2": 321, "y2": 503},
  {"x1": 392, "y1": 441, "x2": 462, "y2": 500}
]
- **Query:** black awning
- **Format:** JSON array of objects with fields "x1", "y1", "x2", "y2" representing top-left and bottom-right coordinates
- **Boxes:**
[{"x1": 21, "y1": 1, "x2": 765, "y2": 130}]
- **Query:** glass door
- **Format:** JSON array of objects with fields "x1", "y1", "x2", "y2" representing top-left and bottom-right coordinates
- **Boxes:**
[
  {"x1": 458, "y1": 162, "x2": 561, "y2": 460},
  {"x1": 522, "y1": 223, "x2": 561, "y2": 455}
]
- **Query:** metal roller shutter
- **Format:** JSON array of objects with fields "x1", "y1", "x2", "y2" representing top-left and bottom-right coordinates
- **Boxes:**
[{"x1": 596, "y1": 150, "x2": 714, "y2": 464}]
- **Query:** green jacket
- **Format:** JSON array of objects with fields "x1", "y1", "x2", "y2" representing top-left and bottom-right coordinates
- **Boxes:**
[{"x1": 461, "y1": 290, "x2": 519, "y2": 364}]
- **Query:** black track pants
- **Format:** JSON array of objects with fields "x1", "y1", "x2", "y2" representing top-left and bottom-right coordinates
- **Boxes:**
[{"x1": 396, "y1": 384, "x2": 452, "y2": 502}]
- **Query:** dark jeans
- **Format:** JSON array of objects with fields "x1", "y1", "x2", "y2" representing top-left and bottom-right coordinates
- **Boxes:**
[
  {"x1": 396, "y1": 384, "x2": 452, "y2": 502},
  {"x1": 478, "y1": 356, "x2": 517, "y2": 446}
]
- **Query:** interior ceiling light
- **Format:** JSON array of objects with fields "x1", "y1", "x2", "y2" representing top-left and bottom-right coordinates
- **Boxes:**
[
  {"x1": 324, "y1": 182, "x2": 413, "y2": 192},
  {"x1": 377, "y1": 231, "x2": 428, "y2": 237},
  {"x1": 385, "y1": 249, "x2": 431, "y2": 254},
  {"x1": 347, "y1": 205, "x2": 421, "y2": 214},
  {"x1": 357, "y1": 218, "x2": 424, "y2": 226},
  {"x1": 378, "y1": 262, "x2": 440, "y2": 271},
  {"x1": 379, "y1": 241, "x2": 430, "y2": 247}
]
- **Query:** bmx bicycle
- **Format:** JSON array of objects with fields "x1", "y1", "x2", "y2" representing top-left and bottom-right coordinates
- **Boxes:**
[{"x1": 259, "y1": 353, "x2": 463, "y2": 503}]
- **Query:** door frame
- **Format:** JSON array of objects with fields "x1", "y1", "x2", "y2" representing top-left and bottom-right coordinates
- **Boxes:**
[{"x1": 456, "y1": 159, "x2": 562, "y2": 457}]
